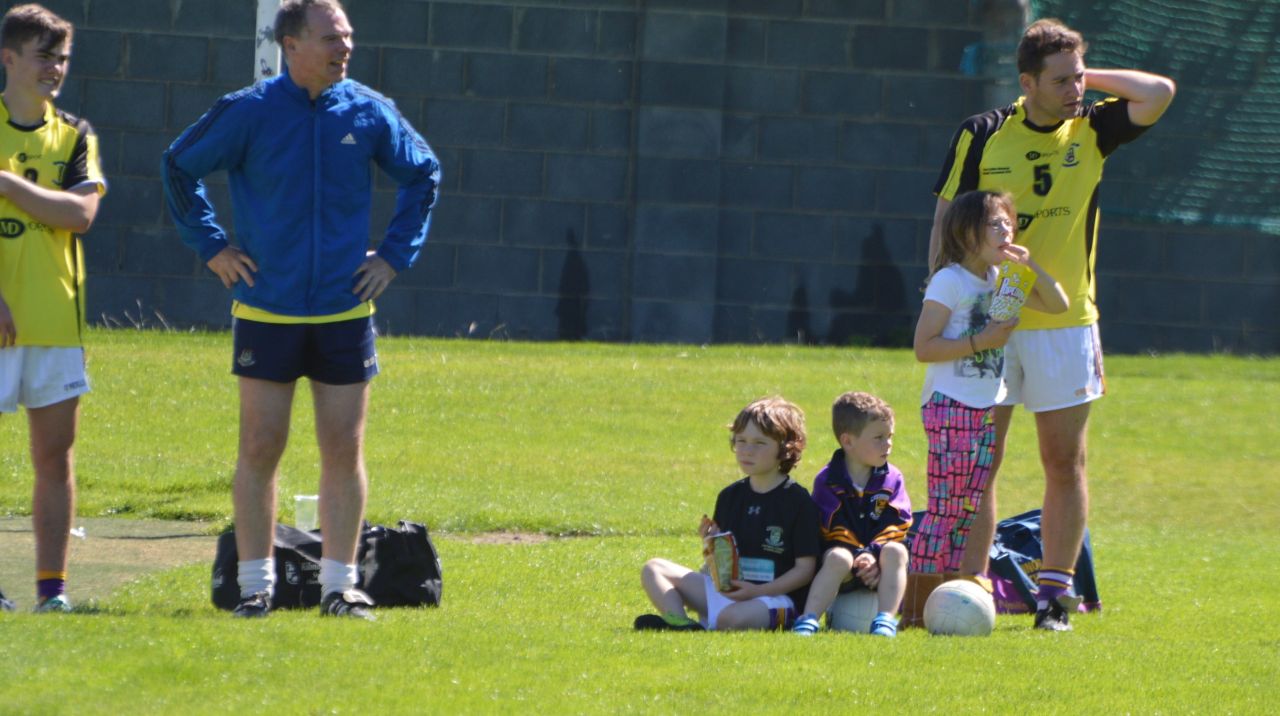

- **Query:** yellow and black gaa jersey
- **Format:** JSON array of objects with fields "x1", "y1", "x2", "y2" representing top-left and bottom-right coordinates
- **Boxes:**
[
  {"x1": 0, "y1": 100, "x2": 106, "y2": 347},
  {"x1": 934, "y1": 97, "x2": 1147, "y2": 330}
]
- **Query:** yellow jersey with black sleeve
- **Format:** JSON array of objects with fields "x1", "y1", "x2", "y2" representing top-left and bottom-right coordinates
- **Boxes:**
[
  {"x1": 934, "y1": 96, "x2": 1148, "y2": 330},
  {"x1": 232, "y1": 300, "x2": 373, "y2": 324},
  {"x1": 0, "y1": 100, "x2": 106, "y2": 347}
]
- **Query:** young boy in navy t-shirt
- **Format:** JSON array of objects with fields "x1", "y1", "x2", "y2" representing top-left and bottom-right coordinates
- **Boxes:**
[{"x1": 635, "y1": 397, "x2": 821, "y2": 631}]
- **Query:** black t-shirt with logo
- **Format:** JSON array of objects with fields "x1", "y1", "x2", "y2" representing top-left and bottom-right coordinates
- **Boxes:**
[{"x1": 712, "y1": 477, "x2": 822, "y2": 607}]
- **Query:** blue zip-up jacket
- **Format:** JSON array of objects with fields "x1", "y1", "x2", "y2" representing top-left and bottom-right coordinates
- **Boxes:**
[{"x1": 162, "y1": 71, "x2": 440, "y2": 316}]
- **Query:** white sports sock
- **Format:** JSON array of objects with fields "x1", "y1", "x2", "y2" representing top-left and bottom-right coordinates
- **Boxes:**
[
  {"x1": 238, "y1": 558, "x2": 275, "y2": 599},
  {"x1": 319, "y1": 558, "x2": 358, "y2": 598}
]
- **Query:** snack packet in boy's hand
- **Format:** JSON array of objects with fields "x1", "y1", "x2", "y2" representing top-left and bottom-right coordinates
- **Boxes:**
[
  {"x1": 989, "y1": 260, "x2": 1037, "y2": 321},
  {"x1": 703, "y1": 531, "x2": 740, "y2": 592}
]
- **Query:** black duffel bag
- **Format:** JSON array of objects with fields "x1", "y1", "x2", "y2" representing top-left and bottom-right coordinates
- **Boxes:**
[{"x1": 212, "y1": 520, "x2": 442, "y2": 611}]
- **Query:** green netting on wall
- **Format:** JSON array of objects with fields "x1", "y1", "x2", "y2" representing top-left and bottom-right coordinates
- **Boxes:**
[{"x1": 1030, "y1": 0, "x2": 1280, "y2": 233}]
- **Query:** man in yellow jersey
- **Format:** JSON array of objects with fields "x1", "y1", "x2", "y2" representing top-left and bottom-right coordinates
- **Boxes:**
[
  {"x1": 163, "y1": 0, "x2": 440, "y2": 619},
  {"x1": 929, "y1": 19, "x2": 1174, "y2": 630},
  {"x1": 0, "y1": 4, "x2": 106, "y2": 613}
]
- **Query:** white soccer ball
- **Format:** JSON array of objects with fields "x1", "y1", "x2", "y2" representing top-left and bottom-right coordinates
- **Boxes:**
[
  {"x1": 827, "y1": 590, "x2": 879, "y2": 633},
  {"x1": 924, "y1": 579, "x2": 996, "y2": 636}
]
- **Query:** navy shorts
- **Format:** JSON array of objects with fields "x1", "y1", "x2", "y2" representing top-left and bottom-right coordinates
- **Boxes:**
[{"x1": 231, "y1": 316, "x2": 378, "y2": 385}]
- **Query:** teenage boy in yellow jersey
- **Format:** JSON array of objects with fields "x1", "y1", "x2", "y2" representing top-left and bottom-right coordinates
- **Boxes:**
[
  {"x1": 930, "y1": 19, "x2": 1175, "y2": 631},
  {"x1": 0, "y1": 4, "x2": 106, "y2": 613}
]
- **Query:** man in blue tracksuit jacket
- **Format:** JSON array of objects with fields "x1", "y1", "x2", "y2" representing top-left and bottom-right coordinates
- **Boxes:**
[{"x1": 162, "y1": 0, "x2": 440, "y2": 620}]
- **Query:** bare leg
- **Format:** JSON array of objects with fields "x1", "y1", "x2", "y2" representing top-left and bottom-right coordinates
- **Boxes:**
[
  {"x1": 876, "y1": 542, "x2": 908, "y2": 614},
  {"x1": 715, "y1": 600, "x2": 775, "y2": 631},
  {"x1": 959, "y1": 405, "x2": 1014, "y2": 575},
  {"x1": 233, "y1": 378, "x2": 295, "y2": 562},
  {"x1": 311, "y1": 380, "x2": 370, "y2": 566},
  {"x1": 1035, "y1": 403, "x2": 1091, "y2": 573},
  {"x1": 801, "y1": 547, "x2": 855, "y2": 616},
  {"x1": 29, "y1": 397, "x2": 79, "y2": 577},
  {"x1": 640, "y1": 558, "x2": 705, "y2": 617}
]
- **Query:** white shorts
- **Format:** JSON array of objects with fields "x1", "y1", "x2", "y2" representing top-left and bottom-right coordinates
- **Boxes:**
[
  {"x1": 1000, "y1": 325, "x2": 1104, "y2": 413},
  {"x1": 0, "y1": 346, "x2": 90, "y2": 412},
  {"x1": 699, "y1": 574, "x2": 795, "y2": 630}
]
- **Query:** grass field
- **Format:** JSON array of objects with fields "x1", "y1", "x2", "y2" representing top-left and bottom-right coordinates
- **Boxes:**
[{"x1": 2, "y1": 329, "x2": 1278, "y2": 713}]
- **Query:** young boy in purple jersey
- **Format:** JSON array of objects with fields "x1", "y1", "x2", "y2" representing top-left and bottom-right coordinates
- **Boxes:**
[
  {"x1": 793, "y1": 392, "x2": 912, "y2": 637},
  {"x1": 635, "y1": 397, "x2": 821, "y2": 632}
]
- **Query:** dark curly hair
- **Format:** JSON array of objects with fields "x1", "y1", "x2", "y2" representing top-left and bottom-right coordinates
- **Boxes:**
[{"x1": 729, "y1": 396, "x2": 807, "y2": 474}]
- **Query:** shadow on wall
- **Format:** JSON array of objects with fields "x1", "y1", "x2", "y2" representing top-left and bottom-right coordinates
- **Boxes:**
[
  {"x1": 787, "y1": 282, "x2": 813, "y2": 344},
  {"x1": 545, "y1": 224, "x2": 914, "y2": 346},
  {"x1": 555, "y1": 228, "x2": 589, "y2": 340},
  {"x1": 827, "y1": 223, "x2": 909, "y2": 347}
]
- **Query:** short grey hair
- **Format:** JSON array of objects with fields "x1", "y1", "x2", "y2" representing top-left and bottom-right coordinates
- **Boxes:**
[{"x1": 274, "y1": 0, "x2": 345, "y2": 45}]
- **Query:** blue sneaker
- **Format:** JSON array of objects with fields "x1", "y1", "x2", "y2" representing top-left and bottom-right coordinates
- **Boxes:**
[
  {"x1": 34, "y1": 595, "x2": 73, "y2": 614},
  {"x1": 0, "y1": 586, "x2": 15, "y2": 613},
  {"x1": 792, "y1": 613, "x2": 821, "y2": 635},
  {"x1": 869, "y1": 613, "x2": 898, "y2": 637}
]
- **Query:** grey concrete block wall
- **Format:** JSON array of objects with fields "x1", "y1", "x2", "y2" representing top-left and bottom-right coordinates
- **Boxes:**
[{"x1": 29, "y1": 0, "x2": 1276, "y2": 353}]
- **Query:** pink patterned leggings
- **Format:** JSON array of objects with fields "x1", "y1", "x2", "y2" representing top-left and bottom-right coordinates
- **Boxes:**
[{"x1": 908, "y1": 392, "x2": 996, "y2": 574}]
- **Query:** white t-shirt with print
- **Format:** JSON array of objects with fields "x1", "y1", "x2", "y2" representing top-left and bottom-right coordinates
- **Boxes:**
[{"x1": 920, "y1": 263, "x2": 1007, "y2": 409}]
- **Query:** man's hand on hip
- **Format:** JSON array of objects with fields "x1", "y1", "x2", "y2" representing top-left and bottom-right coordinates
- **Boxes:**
[
  {"x1": 206, "y1": 246, "x2": 258, "y2": 289},
  {"x1": 353, "y1": 253, "x2": 397, "y2": 302}
]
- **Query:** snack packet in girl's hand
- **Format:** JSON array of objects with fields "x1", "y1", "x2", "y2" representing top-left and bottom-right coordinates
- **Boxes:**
[{"x1": 989, "y1": 261, "x2": 1037, "y2": 321}]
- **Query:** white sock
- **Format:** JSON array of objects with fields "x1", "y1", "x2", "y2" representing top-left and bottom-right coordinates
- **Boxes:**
[
  {"x1": 238, "y1": 558, "x2": 275, "y2": 599},
  {"x1": 319, "y1": 558, "x2": 358, "y2": 598}
]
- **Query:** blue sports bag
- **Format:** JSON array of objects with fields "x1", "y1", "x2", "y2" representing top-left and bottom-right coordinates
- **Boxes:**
[{"x1": 985, "y1": 508, "x2": 1101, "y2": 613}]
